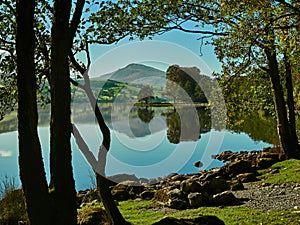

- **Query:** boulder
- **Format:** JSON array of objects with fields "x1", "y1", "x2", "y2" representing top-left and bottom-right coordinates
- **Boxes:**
[
  {"x1": 256, "y1": 157, "x2": 276, "y2": 169},
  {"x1": 111, "y1": 189, "x2": 132, "y2": 201},
  {"x1": 188, "y1": 192, "x2": 206, "y2": 208},
  {"x1": 201, "y1": 176, "x2": 229, "y2": 194},
  {"x1": 111, "y1": 181, "x2": 144, "y2": 201},
  {"x1": 152, "y1": 215, "x2": 225, "y2": 225},
  {"x1": 77, "y1": 189, "x2": 101, "y2": 208},
  {"x1": 77, "y1": 206, "x2": 110, "y2": 225},
  {"x1": 181, "y1": 179, "x2": 203, "y2": 193},
  {"x1": 229, "y1": 180, "x2": 244, "y2": 191},
  {"x1": 212, "y1": 191, "x2": 237, "y2": 206},
  {"x1": 194, "y1": 161, "x2": 203, "y2": 168},
  {"x1": 167, "y1": 198, "x2": 188, "y2": 210},
  {"x1": 236, "y1": 173, "x2": 258, "y2": 183},
  {"x1": 154, "y1": 188, "x2": 188, "y2": 210},
  {"x1": 225, "y1": 160, "x2": 254, "y2": 176},
  {"x1": 140, "y1": 190, "x2": 155, "y2": 200}
]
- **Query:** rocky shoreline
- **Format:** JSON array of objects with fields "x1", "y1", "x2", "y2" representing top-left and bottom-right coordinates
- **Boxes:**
[{"x1": 77, "y1": 146, "x2": 300, "y2": 224}]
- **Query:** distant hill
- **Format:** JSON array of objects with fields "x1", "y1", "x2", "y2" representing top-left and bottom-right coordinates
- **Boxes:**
[{"x1": 97, "y1": 63, "x2": 166, "y2": 86}]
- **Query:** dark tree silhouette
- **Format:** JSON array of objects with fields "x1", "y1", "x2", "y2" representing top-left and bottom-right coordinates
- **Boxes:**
[{"x1": 16, "y1": 1, "x2": 52, "y2": 224}]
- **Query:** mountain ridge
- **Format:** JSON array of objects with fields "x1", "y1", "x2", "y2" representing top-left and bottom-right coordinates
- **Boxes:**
[{"x1": 94, "y1": 63, "x2": 166, "y2": 86}]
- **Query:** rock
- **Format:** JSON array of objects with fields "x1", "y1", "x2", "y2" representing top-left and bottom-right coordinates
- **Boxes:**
[
  {"x1": 140, "y1": 190, "x2": 155, "y2": 200},
  {"x1": 77, "y1": 189, "x2": 101, "y2": 208},
  {"x1": 212, "y1": 191, "x2": 237, "y2": 206},
  {"x1": 229, "y1": 180, "x2": 244, "y2": 191},
  {"x1": 215, "y1": 150, "x2": 234, "y2": 162},
  {"x1": 77, "y1": 206, "x2": 110, "y2": 225},
  {"x1": 236, "y1": 173, "x2": 258, "y2": 183},
  {"x1": 107, "y1": 173, "x2": 140, "y2": 184},
  {"x1": 166, "y1": 198, "x2": 188, "y2": 210},
  {"x1": 170, "y1": 174, "x2": 188, "y2": 182},
  {"x1": 152, "y1": 215, "x2": 225, "y2": 225},
  {"x1": 201, "y1": 176, "x2": 229, "y2": 194},
  {"x1": 225, "y1": 160, "x2": 254, "y2": 176},
  {"x1": 181, "y1": 179, "x2": 203, "y2": 193},
  {"x1": 194, "y1": 161, "x2": 203, "y2": 168},
  {"x1": 111, "y1": 181, "x2": 145, "y2": 201},
  {"x1": 111, "y1": 189, "x2": 132, "y2": 201},
  {"x1": 188, "y1": 192, "x2": 206, "y2": 208},
  {"x1": 261, "y1": 152, "x2": 281, "y2": 160},
  {"x1": 155, "y1": 188, "x2": 188, "y2": 209},
  {"x1": 256, "y1": 158, "x2": 276, "y2": 169}
]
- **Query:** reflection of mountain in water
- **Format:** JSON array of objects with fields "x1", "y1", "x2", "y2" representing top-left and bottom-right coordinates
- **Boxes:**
[
  {"x1": 109, "y1": 117, "x2": 166, "y2": 138},
  {"x1": 99, "y1": 104, "x2": 168, "y2": 138}
]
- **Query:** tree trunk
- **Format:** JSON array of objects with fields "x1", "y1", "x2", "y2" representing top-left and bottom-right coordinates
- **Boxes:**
[
  {"x1": 84, "y1": 81, "x2": 129, "y2": 225},
  {"x1": 50, "y1": 0, "x2": 77, "y2": 224},
  {"x1": 16, "y1": 1, "x2": 52, "y2": 224},
  {"x1": 284, "y1": 52, "x2": 300, "y2": 155},
  {"x1": 265, "y1": 47, "x2": 300, "y2": 159}
]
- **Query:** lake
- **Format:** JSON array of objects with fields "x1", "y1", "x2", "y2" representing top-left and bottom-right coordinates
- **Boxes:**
[{"x1": 0, "y1": 104, "x2": 274, "y2": 190}]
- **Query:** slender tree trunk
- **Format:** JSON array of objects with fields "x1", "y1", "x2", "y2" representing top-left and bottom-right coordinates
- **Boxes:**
[
  {"x1": 265, "y1": 47, "x2": 300, "y2": 158},
  {"x1": 84, "y1": 79, "x2": 129, "y2": 225},
  {"x1": 284, "y1": 52, "x2": 300, "y2": 154},
  {"x1": 16, "y1": 1, "x2": 52, "y2": 224},
  {"x1": 50, "y1": 0, "x2": 77, "y2": 224}
]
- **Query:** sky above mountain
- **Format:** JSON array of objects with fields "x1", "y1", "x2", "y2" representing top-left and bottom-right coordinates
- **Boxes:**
[{"x1": 88, "y1": 29, "x2": 221, "y2": 77}]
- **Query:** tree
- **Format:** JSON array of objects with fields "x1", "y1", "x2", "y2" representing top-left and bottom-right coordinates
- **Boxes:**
[
  {"x1": 91, "y1": 0, "x2": 300, "y2": 159},
  {"x1": 137, "y1": 85, "x2": 154, "y2": 104},
  {"x1": 16, "y1": 1, "x2": 52, "y2": 224},
  {"x1": 49, "y1": 0, "x2": 77, "y2": 224},
  {"x1": 212, "y1": 1, "x2": 300, "y2": 158},
  {"x1": 13, "y1": 0, "x2": 129, "y2": 224}
]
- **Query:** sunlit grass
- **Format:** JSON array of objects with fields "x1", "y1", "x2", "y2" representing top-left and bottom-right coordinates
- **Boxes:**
[{"x1": 258, "y1": 159, "x2": 300, "y2": 183}]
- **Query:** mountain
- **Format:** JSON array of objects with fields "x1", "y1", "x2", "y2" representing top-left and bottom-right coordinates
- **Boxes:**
[{"x1": 98, "y1": 63, "x2": 166, "y2": 86}]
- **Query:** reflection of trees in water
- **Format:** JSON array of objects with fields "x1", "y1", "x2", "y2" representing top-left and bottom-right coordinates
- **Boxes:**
[
  {"x1": 163, "y1": 107, "x2": 211, "y2": 144},
  {"x1": 228, "y1": 110, "x2": 280, "y2": 145},
  {"x1": 137, "y1": 107, "x2": 154, "y2": 123}
]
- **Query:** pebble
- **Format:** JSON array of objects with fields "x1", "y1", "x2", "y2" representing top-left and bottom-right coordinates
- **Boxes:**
[{"x1": 232, "y1": 181, "x2": 300, "y2": 211}]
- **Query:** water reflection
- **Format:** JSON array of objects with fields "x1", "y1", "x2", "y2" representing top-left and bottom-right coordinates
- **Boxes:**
[{"x1": 122, "y1": 104, "x2": 212, "y2": 145}]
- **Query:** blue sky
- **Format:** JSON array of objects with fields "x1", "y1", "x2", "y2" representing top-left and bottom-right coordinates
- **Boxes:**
[{"x1": 88, "y1": 28, "x2": 222, "y2": 76}]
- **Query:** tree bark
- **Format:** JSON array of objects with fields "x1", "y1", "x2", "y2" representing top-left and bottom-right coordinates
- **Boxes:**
[
  {"x1": 265, "y1": 47, "x2": 300, "y2": 159},
  {"x1": 50, "y1": 0, "x2": 77, "y2": 224},
  {"x1": 16, "y1": 0, "x2": 52, "y2": 224},
  {"x1": 284, "y1": 53, "x2": 300, "y2": 155}
]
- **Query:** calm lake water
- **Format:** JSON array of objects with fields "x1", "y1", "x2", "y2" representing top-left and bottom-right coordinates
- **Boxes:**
[{"x1": 0, "y1": 105, "x2": 273, "y2": 190}]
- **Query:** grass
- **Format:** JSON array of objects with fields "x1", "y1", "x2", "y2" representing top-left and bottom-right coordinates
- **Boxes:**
[
  {"x1": 0, "y1": 176, "x2": 27, "y2": 225},
  {"x1": 258, "y1": 158, "x2": 300, "y2": 183},
  {"x1": 80, "y1": 199, "x2": 300, "y2": 225}
]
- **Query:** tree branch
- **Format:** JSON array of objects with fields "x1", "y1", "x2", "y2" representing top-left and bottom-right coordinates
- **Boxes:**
[
  {"x1": 71, "y1": 124, "x2": 102, "y2": 173},
  {"x1": 69, "y1": 0, "x2": 85, "y2": 42},
  {"x1": 69, "y1": 50, "x2": 86, "y2": 74}
]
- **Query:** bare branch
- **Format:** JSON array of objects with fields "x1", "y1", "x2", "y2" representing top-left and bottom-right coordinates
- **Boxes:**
[
  {"x1": 71, "y1": 124, "x2": 99, "y2": 170},
  {"x1": 85, "y1": 42, "x2": 91, "y2": 68}
]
